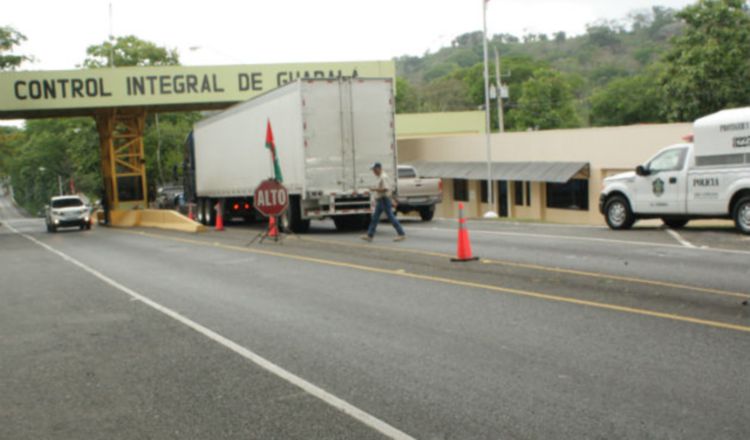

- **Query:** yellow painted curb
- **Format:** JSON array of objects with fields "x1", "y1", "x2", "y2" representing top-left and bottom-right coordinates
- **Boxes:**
[{"x1": 109, "y1": 209, "x2": 205, "y2": 233}]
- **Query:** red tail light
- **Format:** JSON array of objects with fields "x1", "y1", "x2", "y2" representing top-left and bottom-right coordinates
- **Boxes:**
[{"x1": 438, "y1": 179, "x2": 443, "y2": 193}]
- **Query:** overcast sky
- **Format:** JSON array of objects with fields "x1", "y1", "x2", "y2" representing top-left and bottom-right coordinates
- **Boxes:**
[{"x1": 5, "y1": 0, "x2": 697, "y2": 71}]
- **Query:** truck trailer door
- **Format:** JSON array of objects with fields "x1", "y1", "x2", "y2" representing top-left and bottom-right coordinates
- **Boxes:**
[{"x1": 634, "y1": 147, "x2": 688, "y2": 215}]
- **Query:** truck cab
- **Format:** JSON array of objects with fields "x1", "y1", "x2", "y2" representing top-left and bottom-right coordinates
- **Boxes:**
[{"x1": 600, "y1": 107, "x2": 750, "y2": 234}]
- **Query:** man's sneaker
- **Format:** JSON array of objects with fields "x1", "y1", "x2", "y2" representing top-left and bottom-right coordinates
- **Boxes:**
[
  {"x1": 393, "y1": 235, "x2": 406, "y2": 242},
  {"x1": 361, "y1": 235, "x2": 373, "y2": 242}
]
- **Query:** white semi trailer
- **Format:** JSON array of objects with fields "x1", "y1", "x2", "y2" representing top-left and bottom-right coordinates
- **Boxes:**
[{"x1": 183, "y1": 78, "x2": 397, "y2": 232}]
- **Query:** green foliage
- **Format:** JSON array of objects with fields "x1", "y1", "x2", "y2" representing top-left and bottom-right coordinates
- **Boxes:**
[
  {"x1": 143, "y1": 112, "x2": 202, "y2": 190},
  {"x1": 589, "y1": 66, "x2": 667, "y2": 126},
  {"x1": 661, "y1": 0, "x2": 750, "y2": 121},
  {"x1": 420, "y1": 76, "x2": 473, "y2": 112},
  {"x1": 394, "y1": 5, "x2": 683, "y2": 131},
  {"x1": 0, "y1": 126, "x2": 21, "y2": 177},
  {"x1": 395, "y1": 77, "x2": 419, "y2": 113},
  {"x1": 511, "y1": 68, "x2": 580, "y2": 130},
  {"x1": 6, "y1": 118, "x2": 99, "y2": 214},
  {"x1": 0, "y1": 26, "x2": 29, "y2": 70},
  {"x1": 83, "y1": 35, "x2": 179, "y2": 68}
]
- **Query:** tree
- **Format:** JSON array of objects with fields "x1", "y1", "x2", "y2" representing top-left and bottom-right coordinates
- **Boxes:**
[
  {"x1": 420, "y1": 77, "x2": 473, "y2": 112},
  {"x1": 6, "y1": 118, "x2": 98, "y2": 214},
  {"x1": 83, "y1": 35, "x2": 179, "y2": 68},
  {"x1": 0, "y1": 26, "x2": 30, "y2": 70},
  {"x1": 82, "y1": 35, "x2": 195, "y2": 192},
  {"x1": 511, "y1": 68, "x2": 580, "y2": 130},
  {"x1": 589, "y1": 67, "x2": 667, "y2": 126},
  {"x1": 395, "y1": 77, "x2": 419, "y2": 113},
  {"x1": 661, "y1": 0, "x2": 750, "y2": 121}
]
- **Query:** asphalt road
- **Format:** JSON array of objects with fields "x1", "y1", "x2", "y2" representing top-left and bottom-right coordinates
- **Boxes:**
[{"x1": 2, "y1": 196, "x2": 749, "y2": 439}]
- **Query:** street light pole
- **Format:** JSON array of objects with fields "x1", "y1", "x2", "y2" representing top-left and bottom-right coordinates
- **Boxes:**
[{"x1": 482, "y1": 0, "x2": 498, "y2": 218}]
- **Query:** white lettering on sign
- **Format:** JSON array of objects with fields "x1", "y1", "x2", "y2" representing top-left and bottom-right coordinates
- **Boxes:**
[{"x1": 255, "y1": 189, "x2": 287, "y2": 207}]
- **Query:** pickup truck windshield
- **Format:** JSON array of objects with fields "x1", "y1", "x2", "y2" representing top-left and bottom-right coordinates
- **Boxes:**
[{"x1": 51, "y1": 198, "x2": 84, "y2": 208}]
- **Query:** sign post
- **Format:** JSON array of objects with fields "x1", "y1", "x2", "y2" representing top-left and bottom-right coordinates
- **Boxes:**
[{"x1": 249, "y1": 179, "x2": 289, "y2": 244}]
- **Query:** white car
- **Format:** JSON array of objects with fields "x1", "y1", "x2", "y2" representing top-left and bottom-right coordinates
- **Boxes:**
[{"x1": 45, "y1": 195, "x2": 91, "y2": 232}]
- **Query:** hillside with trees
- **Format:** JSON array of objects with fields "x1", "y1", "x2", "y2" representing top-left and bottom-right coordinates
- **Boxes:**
[{"x1": 394, "y1": 1, "x2": 750, "y2": 131}]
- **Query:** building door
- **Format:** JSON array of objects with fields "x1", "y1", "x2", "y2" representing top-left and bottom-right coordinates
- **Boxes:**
[
  {"x1": 498, "y1": 181, "x2": 508, "y2": 217},
  {"x1": 633, "y1": 147, "x2": 688, "y2": 215}
]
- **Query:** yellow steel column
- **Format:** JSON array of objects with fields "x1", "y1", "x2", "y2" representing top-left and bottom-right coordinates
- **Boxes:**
[{"x1": 94, "y1": 108, "x2": 149, "y2": 213}]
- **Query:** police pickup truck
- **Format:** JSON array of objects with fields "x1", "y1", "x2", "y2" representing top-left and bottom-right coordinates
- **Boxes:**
[{"x1": 600, "y1": 107, "x2": 750, "y2": 234}]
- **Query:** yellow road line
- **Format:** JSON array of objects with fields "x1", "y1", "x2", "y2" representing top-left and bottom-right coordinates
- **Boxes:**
[
  {"x1": 299, "y1": 236, "x2": 750, "y2": 300},
  {"x1": 120, "y1": 229, "x2": 750, "y2": 334}
]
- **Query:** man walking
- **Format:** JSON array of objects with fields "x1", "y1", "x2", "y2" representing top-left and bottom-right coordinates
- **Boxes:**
[{"x1": 362, "y1": 162, "x2": 406, "y2": 242}]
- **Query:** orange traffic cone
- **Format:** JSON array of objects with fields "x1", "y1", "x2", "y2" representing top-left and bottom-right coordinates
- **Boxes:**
[
  {"x1": 268, "y1": 216, "x2": 279, "y2": 239},
  {"x1": 451, "y1": 202, "x2": 478, "y2": 262},
  {"x1": 214, "y1": 202, "x2": 224, "y2": 231}
]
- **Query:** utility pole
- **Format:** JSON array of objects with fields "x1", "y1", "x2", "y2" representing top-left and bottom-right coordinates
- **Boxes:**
[
  {"x1": 482, "y1": 0, "x2": 498, "y2": 218},
  {"x1": 109, "y1": 2, "x2": 115, "y2": 68},
  {"x1": 494, "y1": 46, "x2": 505, "y2": 133}
]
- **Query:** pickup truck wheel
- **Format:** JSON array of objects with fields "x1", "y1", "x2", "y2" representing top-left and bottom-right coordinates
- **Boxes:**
[
  {"x1": 733, "y1": 197, "x2": 750, "y2": 235},
  {"x1": 604, "y1": 196, "x2": 635, "y2": 230},
  {"x1": 662, "y1": 218, "x2": 689, "y2": 229},
  {"x1": 419, "y1": 206, "x2": 435, "y2": 222}
]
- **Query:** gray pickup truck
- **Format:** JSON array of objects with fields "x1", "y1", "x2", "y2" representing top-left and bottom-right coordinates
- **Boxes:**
[{"x1": 394, "y1": 165, "x2": 443, "y2": 221}]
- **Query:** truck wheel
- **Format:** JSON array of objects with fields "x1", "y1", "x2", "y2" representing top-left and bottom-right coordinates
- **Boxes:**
[
  {"x1": 285, "y1": 196, "x2": 310, "y2": 233},
  {"x1": 332, "y1": 215, "x2": 368, "y2": 231},
  {"x1": 360, "y1": 214, "x2": 373, "y2": 230},
  {"x1": 195, "y1": 199, "x2": 205, "y2": 225},
  {"x1": 206, "y1": 199, "x2": 216, "y2": 226},
  {"x1": 333, "y1": 216, "x2": 355, "y2": 231},
  {"x1": 419, "y1": 206, "x2": 435, "y2": 222},
  {"x1": 604, "y1": 196, "x2": 634, "y2": 230},
  {"x1": 733, "y1": 197, "x2": 750, "y2": 235},
  {"x1": 662, "y1": 218, "x2": 689, "y2": 229}
]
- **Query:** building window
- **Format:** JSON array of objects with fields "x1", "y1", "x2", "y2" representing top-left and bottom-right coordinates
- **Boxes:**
[
  {"x1": 514, "y1": 181, "x2": 524, "y2": 206},
  {"x1": 525, "y1": 182, "x2": 531, "y2": 206},
  {"x1": 480, "y1": 180, "x2": 488, "y2": 203},
  {"x1": 546, "y1": 179, "x2": 589, "y2": 211},
  {"x1": 453, "y1": 179, "x2": 469, "y2": 202}
]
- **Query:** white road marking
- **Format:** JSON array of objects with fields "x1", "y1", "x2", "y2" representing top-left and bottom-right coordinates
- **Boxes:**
[
  {"x1": 409, "y1": 225, "x2": 750, "y2": 256},
  {"x1": 5, "y1": 223, "x2": 415, "y2": 440},
  {"x1": 665, "y1": 229, "x2": 696, "y2": 248}
]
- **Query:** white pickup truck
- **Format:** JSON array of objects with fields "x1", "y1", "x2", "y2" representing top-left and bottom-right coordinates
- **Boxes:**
[
  {"x1": 393, "y1": 165, "x2": 443, "y2": 221},
  {"x1": 600, "y1": 107, "x2": 750, "y2": 234}
]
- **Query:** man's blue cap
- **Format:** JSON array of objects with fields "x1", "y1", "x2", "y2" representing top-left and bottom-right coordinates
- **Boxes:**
[{"x1": 370, "y1": 162, "x2": 382, "y2": 170}]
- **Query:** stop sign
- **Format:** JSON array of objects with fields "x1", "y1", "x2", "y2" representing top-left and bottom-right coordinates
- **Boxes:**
[{"x1": 253, "y1": 179, "x2": 289, "y2": 217}]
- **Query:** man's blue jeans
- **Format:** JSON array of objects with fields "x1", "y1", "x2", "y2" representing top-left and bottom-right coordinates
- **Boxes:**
[{"x1": 368, "y1": 197, "x2": 405, "y2": 237}]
